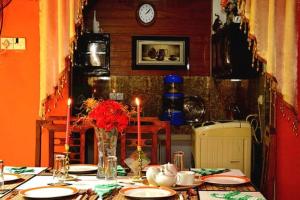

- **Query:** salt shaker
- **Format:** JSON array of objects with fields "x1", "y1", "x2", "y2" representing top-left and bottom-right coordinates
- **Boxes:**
[
  {"x1": 0, "y1": 160, "x2": 4, "y2": 190},
  {"x1": 173, "y1": 151, "x2": 184, "y2": 171}
]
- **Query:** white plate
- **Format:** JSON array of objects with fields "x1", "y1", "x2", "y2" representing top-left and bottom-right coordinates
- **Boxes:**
[
  {"x1": 201, "y1": 175, "x2": 250, "y2": 185},
  {"x1": 119, "y1": 186, "x2": 177, "y2": 199},
  {"x1": 68, "y1": 164, "x2": 98, "y2": 174},
  {"x1": 4, "y1": 174, "x2": 21, "y2": 182},
  {"x1": 20, "y1": 186, "x2": 78, "y2": 199}
]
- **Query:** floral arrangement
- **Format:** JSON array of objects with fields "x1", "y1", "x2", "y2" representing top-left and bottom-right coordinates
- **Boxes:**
[{"x1": 81, "y1": 98, "x2": 130, "y2": 133}]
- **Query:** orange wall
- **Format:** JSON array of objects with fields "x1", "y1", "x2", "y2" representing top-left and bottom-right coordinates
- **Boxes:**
[{"x1": 0, "y1": 0, "x2": 40, "y2": 166}]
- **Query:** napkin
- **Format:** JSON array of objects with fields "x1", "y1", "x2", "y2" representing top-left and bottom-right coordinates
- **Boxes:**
[
  {"x1": 9, "y1": 167, "x2": 34, "y2": 174},
  {"x1": 94, "y1": 183, "x2": 121, "y2": 198},
  {"x1": 210, "y1": 191, "x2": 265, "y2": 200},
  {"x1": 117, "y1": 165, "x2": 127, "y2": 176},
  {"x1": 191, "y1": 168, "x2": 229, "y2": 176}
]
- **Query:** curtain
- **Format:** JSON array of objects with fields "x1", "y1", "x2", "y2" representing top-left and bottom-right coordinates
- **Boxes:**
[
  {"x1": 39, "y1": 0, "x2": 80, "y2": 116},
  {"x1": 246, "y1": 0, "x2": 297, "y2": 107}
]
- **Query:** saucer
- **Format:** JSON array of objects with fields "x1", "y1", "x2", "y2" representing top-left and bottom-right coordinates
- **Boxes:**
[
  {"x1": 63, "y1": 174, "x2": 78, "y2": 181},
  {"x1": 173, "y1": 180, "x2": 203, "y2": 189}
]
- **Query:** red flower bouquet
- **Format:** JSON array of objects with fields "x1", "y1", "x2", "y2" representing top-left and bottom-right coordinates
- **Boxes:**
[
  {"x1": 88, "y1": 99, "x2": 129, "y2": 133},
  {"x1": 81, "y1": 99, "x2": 129, "y2": 178}
]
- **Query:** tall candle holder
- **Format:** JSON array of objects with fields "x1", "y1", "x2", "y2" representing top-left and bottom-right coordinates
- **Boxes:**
[
  {"x1": 132, "y1": 145, "x2": 144, "y2": 182},
  {"x1": 64, "y1": 144, "x2": 70, "y2": 179},
  {"x1": 137, "y1": 145, "x2": 143, "y2": 178}
]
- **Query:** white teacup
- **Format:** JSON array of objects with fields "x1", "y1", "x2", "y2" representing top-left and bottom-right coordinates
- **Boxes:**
[{"x1": 176, "y1": 171, "x2": 195, "y2": 186}]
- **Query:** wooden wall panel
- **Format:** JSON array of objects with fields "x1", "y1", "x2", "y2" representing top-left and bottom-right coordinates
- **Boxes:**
[{"x1": 85, "y1": 0, "x2": 211, "y2": 76}]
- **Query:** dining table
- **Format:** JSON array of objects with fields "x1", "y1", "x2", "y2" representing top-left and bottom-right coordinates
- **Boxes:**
[{"x1": 0, "y1": 165, "x2": 265, "y2": 200}]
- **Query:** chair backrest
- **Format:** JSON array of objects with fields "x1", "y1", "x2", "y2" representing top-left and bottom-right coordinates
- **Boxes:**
[
  {"x1": 36, "y1": 116, "x2": 94, "y2": 167},
  {"x1": 120, "y1": 117, "x2": 171, "y2": 166}
]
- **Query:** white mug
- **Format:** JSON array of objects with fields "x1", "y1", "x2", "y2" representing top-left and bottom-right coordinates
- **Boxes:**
[{"x1": 176, "y1": 171, "x2": 195, "y2": 185}]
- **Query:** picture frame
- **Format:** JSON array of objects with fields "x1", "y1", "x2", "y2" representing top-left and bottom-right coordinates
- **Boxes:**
[{"x1": 132, "y1": 36, "x2": 189, "y2": 70}]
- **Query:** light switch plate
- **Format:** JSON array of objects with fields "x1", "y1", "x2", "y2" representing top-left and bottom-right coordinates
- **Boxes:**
[
  {"x1": 109, "y1": 92, "x2": 117, "y2": 100},
  {"x1": 13, "y1": 37, "x2": 26, "y2": 50},
  {"x1": 0, "y1": 38, "x2": 14, "y2": 49},
  {"x1": 116, "y1": 93, "x2": 124, "y2": 100},
  {"x1": 0, "y1": 37, "x2": 26, "y2": 50}
]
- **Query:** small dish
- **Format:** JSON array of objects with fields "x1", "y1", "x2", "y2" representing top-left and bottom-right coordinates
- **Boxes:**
[
  {"x1": 62, "y1": 174, "x2": 78, "y2": 181},
  {"x1": 176, "y1": 179, "x2": 202, "y2": 187},
  {"x1": 3, "y1": 174, "x2": 21, "y2": 183}
]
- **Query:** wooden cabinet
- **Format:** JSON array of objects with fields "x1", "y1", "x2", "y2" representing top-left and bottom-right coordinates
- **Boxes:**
[{"x1": 71, "y1": 33, "x2": 110, "y2": 116}]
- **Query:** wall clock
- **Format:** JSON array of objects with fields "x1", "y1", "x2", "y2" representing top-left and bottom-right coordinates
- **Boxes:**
[{"x1": 136, "y1": 3, "x2": 156, "y2": 26}]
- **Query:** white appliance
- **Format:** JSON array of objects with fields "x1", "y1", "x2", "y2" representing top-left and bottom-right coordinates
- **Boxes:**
[{"x1": 192, "y1": 121, "x2": 251, "y2": 177}]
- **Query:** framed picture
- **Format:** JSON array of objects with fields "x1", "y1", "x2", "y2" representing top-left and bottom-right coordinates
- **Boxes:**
[{"x1": 132, "y1": 36, "x2": 189, "y2": 70}]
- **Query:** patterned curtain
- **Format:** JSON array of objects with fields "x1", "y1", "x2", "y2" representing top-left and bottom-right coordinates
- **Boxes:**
[
  {"x1": 39, "y1": 0, "x2": 80, "y2": 116},
  {"x1": 246, "y1": 0, "x2": 297, "y2": 107}
]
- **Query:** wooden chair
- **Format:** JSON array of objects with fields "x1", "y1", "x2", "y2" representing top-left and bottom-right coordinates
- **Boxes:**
[
  {"x1": 120, "y1": 117, "x2": 171, "y2": 166},
  {"x1": 35, "y1": 116, "x2": 94, "y2": 167}
]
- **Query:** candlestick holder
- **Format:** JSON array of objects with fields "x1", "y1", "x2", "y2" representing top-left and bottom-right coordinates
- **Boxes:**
[
  {"x1": 64, "y1": 144, "x2": 70, "y2": 178},
  {"x1": 60, "y1": 144, "x2": 74, "y2": 184},
  {"x1": 132, "y1": 145, "x2": 144, "y2": 182}
]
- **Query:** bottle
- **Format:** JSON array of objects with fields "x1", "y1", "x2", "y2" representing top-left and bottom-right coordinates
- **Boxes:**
[
  {"x1": 93, "y1": 10, "x2": 100, "y2": 33},
  {"x1": 0, "y1": 160, "x2": 4, "y2": 190}
]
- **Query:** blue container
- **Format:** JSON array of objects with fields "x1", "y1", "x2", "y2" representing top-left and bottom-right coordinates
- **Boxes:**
[
  {"x1": 162, "y1": 93, "x2": 184, "y2": 111},
  {"x1": 161, "y1": 75, "x2": 185, "y2": 125},
  {"x1": 161, "y1": 110, "x2": 185, "y2": 126}
]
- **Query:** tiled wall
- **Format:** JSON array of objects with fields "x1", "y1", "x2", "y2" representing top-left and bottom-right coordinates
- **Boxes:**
[{"x1": 90, "y1": 75, "x2": 260, "y2": 123}]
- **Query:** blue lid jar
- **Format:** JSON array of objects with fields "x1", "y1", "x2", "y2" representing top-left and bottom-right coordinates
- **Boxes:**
[
  {"x1": 164, "y1": 75, "x2": 183, "y2": 84},
  {"x1": 164, "y1": 75, "x2": 183, "y2": 93}
]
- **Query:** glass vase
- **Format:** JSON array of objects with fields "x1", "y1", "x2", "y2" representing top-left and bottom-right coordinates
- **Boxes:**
[{"x1": 94, "y1": 128, "x2": 118, "y2": 179}]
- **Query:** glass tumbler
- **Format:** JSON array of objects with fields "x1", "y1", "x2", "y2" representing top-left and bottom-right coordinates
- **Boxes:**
[
  {"x1": 105, "y1": 156, "x2": 117, "y2": 181},
  {"x1": 52, "y1": 154, "x2": 66, "y2": 185},
  {"x1": 173, "y1": 151, "x2": 184, "y2": 171}
]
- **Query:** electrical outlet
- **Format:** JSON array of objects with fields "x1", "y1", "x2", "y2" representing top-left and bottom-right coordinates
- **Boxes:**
[
  {"x1": 116, "y1": 93, "x2": 124, "y2": 100},
  {"x1": 109, "y1": 92, "x2": 117, "y2": 100}
]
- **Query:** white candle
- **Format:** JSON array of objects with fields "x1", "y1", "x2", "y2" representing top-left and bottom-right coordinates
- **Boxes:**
[{"x1": 135, "y1": 98, "x2": 141, "y2": 146}]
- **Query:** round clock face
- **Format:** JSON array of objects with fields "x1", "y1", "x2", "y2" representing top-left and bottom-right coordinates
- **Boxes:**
[{"x1": 137, "y1": 3, "x2": 156, "y2": 26}]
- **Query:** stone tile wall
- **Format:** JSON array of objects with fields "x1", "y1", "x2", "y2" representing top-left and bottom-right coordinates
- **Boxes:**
[{"x1": 90, "y1": 75, "x2": 260, "y2": 123}]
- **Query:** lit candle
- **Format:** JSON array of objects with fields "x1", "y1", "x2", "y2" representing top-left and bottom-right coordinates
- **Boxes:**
[
  {"x1": 65, "y1": 98, "x2": 72, "y2": 146},
  {"x1": 135, "y1": 98, "x2": 141, "y2": 146}
]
